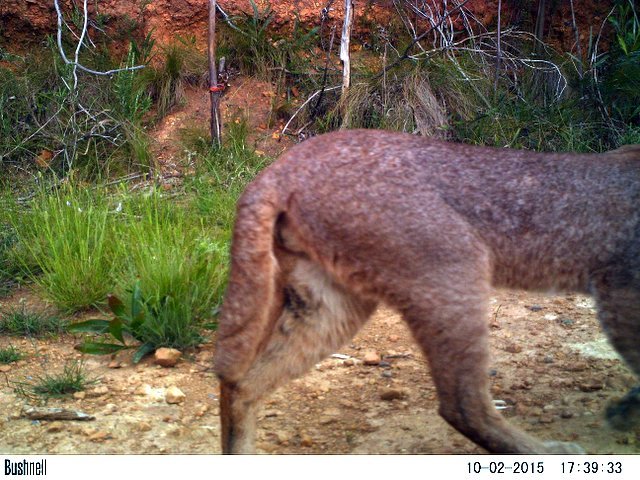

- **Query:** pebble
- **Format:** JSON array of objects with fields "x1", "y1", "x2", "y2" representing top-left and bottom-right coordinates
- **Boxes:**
[
  {"x1": 388, "y1": 335, "x2": 400, "y2": 342},
  {"x1": 135, "y1": 384, "x2": 152, "y2": 396},
  {"x1": 579, "y1": 382, "x2": 604, "y2": 392},
  {"x1": 538, "y1": 414, "x2": 555, "y2": 424},
  {"x1": 380, "y1": 388, "x2": 408, "y2": 401},
  {"x1": 362, "y1": 351, "x2": 381, "y2": 365},
  {"x1": 300, "y1": 433, "x2": 313, "y2": 447},
  {"x1": 107, "y1": 360, "x2": 121, "y2": 369},
  {"x1": 381, "y1": 370, "x2": 393, "y2": 378},
  {"x1": 154, "y1": 348, "x2": 182, "y2": 367},
  {"x1": 165, "y1": 385, "x2": 186, "y2": 404},
  {"x1": 274, "y1": 430, "x2": 290, "y2": 445},
  {"x1": 103, "y1": 403, "x2": 117, "y2": 415},
  {"x1": 318, "y1": 407, "x2": 341, "y2": 425},
  {"x1": 504, "y1": 343, "x2": 523, "y2": 353},
  {"x1": 46, "y1": 422, "x2": 64, "y2": 433},
  {"x1": 87, "y1": 385, "x2": 109, "y2": 397},
  {"x1": 137, "y1": 421, "x2": 152, "y2": 432},
  {"x1": 73, "y1": 391, "x2": 86, "y2": 400},
  {"x1": 0, "y1": 365, "x2": 11, "y2": 373},
  {"x1": 89, "y1": 431, "x2": 111, "y2": 442},
  {"x1": 194, "y1": 404, "x2": 209, "y2": 417},
  {"x1": 527, "y1": 304, "x2": 544, "y2": 312}
]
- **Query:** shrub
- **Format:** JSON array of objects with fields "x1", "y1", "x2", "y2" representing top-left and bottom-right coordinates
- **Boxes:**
[{"x1": 70, "y1": 281, "x2": 204, "y2": 362}]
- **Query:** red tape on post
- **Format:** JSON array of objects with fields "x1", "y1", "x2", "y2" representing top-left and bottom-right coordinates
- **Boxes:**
[{"x1": 209, "y1": 84, "x2": 226, "y2": 93}]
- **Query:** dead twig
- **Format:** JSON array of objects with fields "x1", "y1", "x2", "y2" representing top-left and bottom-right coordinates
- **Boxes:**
[
  {"x1": 374, "y1": 0, "x2": 472, "y2": 80},
  {"x1": 22, "y1": 406, "x2": 95, "y2": 422}
]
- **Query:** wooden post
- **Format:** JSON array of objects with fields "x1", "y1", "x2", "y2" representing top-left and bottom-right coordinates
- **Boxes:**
[
  {"x1": 340, "y1": 0, "x2": 355, "y2": 96},
  {"x1": 494, "y1": 0, "x2": 502, "y2": 93},
  {"x1": 534, "y1": 0, "x2": 546, "y2": 55},
  {"x1": 209, "y1": 0, "x2": 222, "y2": 146}
]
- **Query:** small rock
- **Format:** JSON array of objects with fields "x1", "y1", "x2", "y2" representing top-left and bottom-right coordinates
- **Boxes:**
[
  {"x1": 73, "y1": 391, "x2": 86, "y2": 400},
  {"x1": 103, "y1": 403, "x2": 117, "y2": 415},
  {"x1": 87, "y1": 385, "x2": 109, "y2": 397},
  {"x1": 318, "y1": 407, "x2": 341, "y2": 425},
  {"x1": 135, "y1": 384, "x2": 152, "y2": 396},
  {"x1": 319, "y1": 416, "x2": 338, "y2": 425},
  {"x1": 0, "y1": 365, "x2": 11, "y2": 373},
  {"x1": 257, "y1": 442, "x2": 278, "y2": 453},
  {"x1": 300, "y1": 433, "x2": 313, "y2": 447},
  {"x1": 527, "y1": 304, "x2": 544, "y2": 312},
  {"x1": 504, "y1": 343, "x2": 523, "y2": 353},
  {"x1": 107, "y1": 360, "x2": 121, "y2": 369},
  {"x1": 579, "y1": 382, "x2": 604, "y2": 392},
  {"x1": 155, "y1": 348, "x2": 182, "y2": 367},
  {"x1": 137, "y1": 421, "x2": 152, "y2": 432},
  {"x1": 380, "y1": 388, "x2": 408, "y2": 401},
  {"x1": 274, "y1": 430, "x2": 290, "y2": 445},
  {"x1": 388, "y1": 335, "x2": 400, "y2": 342},
  {"x1": 343, "y1": 358, "x2": 355, "y2": 367},
  {"x1": 538, "y1": 414, "x2": 555, "y2": 424},
  {"x1": 165, "y1": 385, "x2": 186, "y2": 404},
  {"x1": 194, "y1": 404, "x2": 209, "y2": 417},
  {"x1": 46, "y1": 422, "x2": 64, "y2": 433},
  {"x1": 560, "y1": 410, "x2": 574, "y2": 419},
  {"x1": 362, "y1": 351, "x2": 381, "y2": 365},
  {"x1": 381, "y1": 370, "x2": 393, "y2": 378},
  {"x1": 89, "y1": 431, "x2": 111, "y2": 442},
  {"x1": 543, "y1": 355, "x2": 554, "y2": 364}
]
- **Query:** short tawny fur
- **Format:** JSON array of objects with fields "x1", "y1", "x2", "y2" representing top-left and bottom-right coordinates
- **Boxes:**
[{"x1": 214, "y1": 130, "x2": 640, "y2": 454}]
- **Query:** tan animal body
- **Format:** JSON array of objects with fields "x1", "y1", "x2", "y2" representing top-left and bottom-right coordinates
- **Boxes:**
[{"x1": 214, "y1": 129, "x2": 640, "y2": 454}]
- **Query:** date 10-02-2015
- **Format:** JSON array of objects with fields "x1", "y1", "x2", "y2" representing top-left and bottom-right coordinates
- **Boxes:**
[{"x1": 467, "y1": 460, "x2": 623, "y2": 475}]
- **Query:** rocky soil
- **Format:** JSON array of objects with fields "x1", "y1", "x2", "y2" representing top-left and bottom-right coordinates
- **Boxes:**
[
  {"x1": 1, "y1": 0, "x2": 616, "y2": 52},
  {"x1": 1, "y1": 288, "x2": 639, "y2": 454}
]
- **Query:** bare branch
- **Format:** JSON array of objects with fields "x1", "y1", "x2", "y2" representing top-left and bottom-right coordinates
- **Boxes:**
[
  {"x1": 282, "y1": 86, "x2": 342, "y2": 136},
  {"x1": 374, "y1": 0, "x2": 472, "y2": 80},
  {"x1": 53, "y1": 0, "x2": 145, "y2": 82}
]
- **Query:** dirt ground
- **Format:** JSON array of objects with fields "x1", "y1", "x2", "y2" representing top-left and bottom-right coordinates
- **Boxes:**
[
  {"x1": 1, "y1": 81, "x2": 639, "y2": 456},
  {"x1": 0, "y1": 288, "x2": 639, "y2": 455}
]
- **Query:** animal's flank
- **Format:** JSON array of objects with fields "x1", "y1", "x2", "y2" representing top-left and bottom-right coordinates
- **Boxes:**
[{"x1": 214, "y1": 129, "x2": 640, "y2": 454}]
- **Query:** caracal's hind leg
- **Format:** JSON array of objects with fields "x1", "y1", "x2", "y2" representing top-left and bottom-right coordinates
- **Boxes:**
[
  {"x1": 397, "y1": 254, "x2": 584, "y2": 453},
  {"x1": 218, "y1": 258, "x2": 376, "y2": 453},
  {"x1": 591, "y1": 265, "x2": 640, "y2": 431}
]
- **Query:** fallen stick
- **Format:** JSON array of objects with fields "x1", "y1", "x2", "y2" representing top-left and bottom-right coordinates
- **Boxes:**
[{"x1": 22, "y1": 407, "x2": 96, "y2": 422}]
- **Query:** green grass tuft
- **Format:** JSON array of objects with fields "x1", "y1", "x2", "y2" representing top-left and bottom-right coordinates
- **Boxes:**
[
  {"x1": 0, "y1": 305, "x2": 66, "y2": 337},
  {"x1": 14, "y1": 361, "x2": 97, "y2": 400},
  {"x1": 10, "y1": 185, "x2": 121, "y2": 312},
  {"x1": 0, "y1": 346, "x2": 23, "y2": 364}
]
